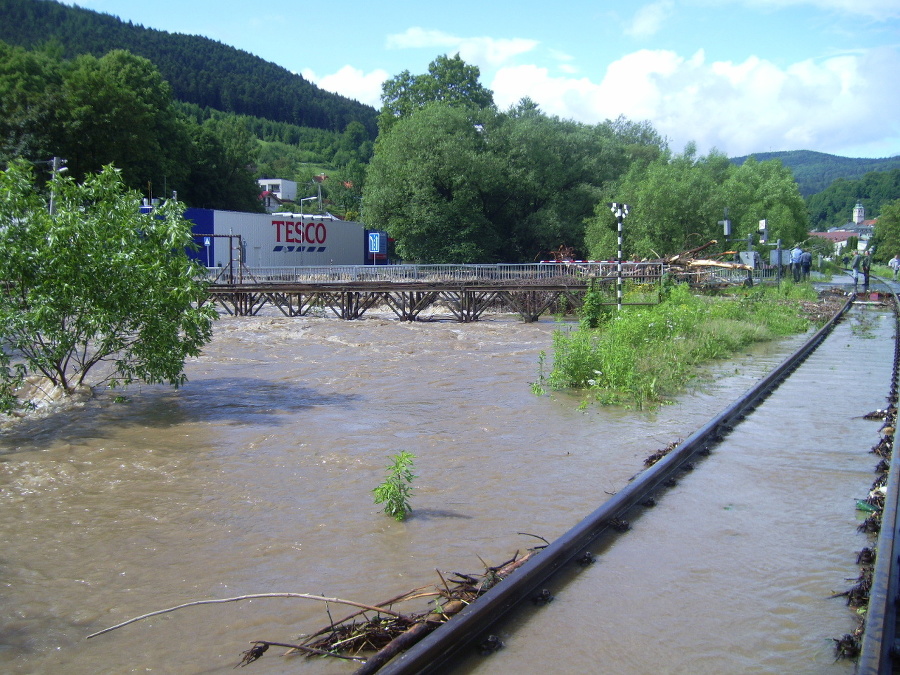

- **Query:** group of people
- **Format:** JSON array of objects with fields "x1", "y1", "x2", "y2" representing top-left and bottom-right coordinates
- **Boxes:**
[{"x1": 789, "y1": 245, "x2": 813, "y2": 282}]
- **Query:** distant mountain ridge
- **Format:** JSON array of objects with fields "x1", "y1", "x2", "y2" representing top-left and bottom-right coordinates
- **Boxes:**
[
  {"x1": 0, "y1": 0, "x2": 378, "y2": 136},
  {"x1": 731, "y1": 150, "x2": 900, "y2": 197}
]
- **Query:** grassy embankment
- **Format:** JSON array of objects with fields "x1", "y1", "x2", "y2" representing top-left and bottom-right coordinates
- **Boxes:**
[{"x1": 534, "y1": 281, "x2": 823, "y2": 409}]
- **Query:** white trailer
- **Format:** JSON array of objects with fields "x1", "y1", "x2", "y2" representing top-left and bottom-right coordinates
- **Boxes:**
[{"x1": 186, "y1": 208, "x2": 367, "y2": 268}]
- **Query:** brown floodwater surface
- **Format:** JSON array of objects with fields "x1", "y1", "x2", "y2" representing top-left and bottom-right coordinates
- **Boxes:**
[{"x1": 0, "y1": 307, "x2": 891, "y2": 674}]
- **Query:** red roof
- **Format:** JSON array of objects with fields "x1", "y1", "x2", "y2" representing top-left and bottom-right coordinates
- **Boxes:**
[{"x1": 808, "y1": 230, "x2": 856, "y2": 242}]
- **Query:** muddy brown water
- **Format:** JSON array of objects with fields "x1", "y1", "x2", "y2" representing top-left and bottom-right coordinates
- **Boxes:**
[{"x1": 0, "y1": 305, "x2": 892, "y2": 674}]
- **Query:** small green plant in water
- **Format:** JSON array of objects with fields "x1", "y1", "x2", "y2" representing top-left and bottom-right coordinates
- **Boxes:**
[
  {"x1": 531, "y1": 350, "x2": 547, "y2": 395},
  {"x1": 373, "y1": 451, "x2": 416, "y2": 521}
]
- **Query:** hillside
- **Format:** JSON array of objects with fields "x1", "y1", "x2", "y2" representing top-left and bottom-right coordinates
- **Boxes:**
[
  {"x1": 0, "y1": 0, "x2": 378, "y2": 136},
  {"x1": 731, "y1": 150, "x2": 900, "y2": 197}
]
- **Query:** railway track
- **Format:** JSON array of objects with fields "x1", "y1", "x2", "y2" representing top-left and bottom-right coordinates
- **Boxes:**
[{"x1": 363, "y1": 282, "x2": 900, "y2": 675}]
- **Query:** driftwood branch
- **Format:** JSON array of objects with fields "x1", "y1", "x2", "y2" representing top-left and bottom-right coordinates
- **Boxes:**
[{"x1": 86, "y1": 593, "x2": 406, "y2": 640}]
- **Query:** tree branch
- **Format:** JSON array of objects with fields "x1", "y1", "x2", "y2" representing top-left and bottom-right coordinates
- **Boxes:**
[{"x1": 85, "y1": 593, "x2": 407, "y2": 640}]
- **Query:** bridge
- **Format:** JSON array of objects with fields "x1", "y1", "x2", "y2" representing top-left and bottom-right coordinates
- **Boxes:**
[{"x1": 203, "y1": 262, "x2": 759, "y2": 321}]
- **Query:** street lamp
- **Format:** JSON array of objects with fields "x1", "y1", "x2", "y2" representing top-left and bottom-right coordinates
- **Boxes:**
[
  {"x1": 298, "y1": 195, "x2": 317, "y2": 217},
  {"x1": 48, "y1": 156, "x2": 67, "y2": 216},
  {"x1": 297, "y1": 196, "x2": 318, "y2": 270}
]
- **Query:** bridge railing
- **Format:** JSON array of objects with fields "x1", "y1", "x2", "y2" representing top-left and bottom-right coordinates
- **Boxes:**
[{"x1": 205, "y1": 262, "x2": 666, "y2": 284}]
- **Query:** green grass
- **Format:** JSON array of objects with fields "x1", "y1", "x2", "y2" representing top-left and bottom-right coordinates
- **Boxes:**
[{"x1": 536, "y1": 282, "x2": 818, "y2": 409}]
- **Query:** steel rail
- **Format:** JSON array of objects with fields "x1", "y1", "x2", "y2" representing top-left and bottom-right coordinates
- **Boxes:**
[
  {"x1": 376, "y1": 294, "x2": 854, "y2": 675},
  {"x1": 854, "y1": 275, "x2": 900, "y2": 674}
]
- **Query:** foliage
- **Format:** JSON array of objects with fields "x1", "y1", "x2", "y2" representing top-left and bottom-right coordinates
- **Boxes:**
[
  {"x1": 364, "y1": 103, "x2": 500, "y2": 262},
  {"x1": 579, "y1": 282, "x2": 613, "y2": 329},
  {"x1": 377, "y1": 54, "x2": 494, "y2": 135},
  {"x1": 539, "y1": 282, "x2": 815, "y2": 408},
  {"x1": 364, "y1": 78, "x2": 666, "y2": 263},
  {"x1": 585, "y1": 152, "x2": 808, "y2": 260},
  {"x1": 0, "y1": 41, "x2": 264, "y2": 210},
  {"x1": 373, "y1": 451, "x2": 416, "y2": 521},
  {"x1": 0, "y1": 161, "x2": 216, "y2": 410},
  {"x1": 0, "y1": 0, "x2": 377, "y2": 135},
  {"x1": 869, "y1": 200, "x2": 900, "y2": 262}
]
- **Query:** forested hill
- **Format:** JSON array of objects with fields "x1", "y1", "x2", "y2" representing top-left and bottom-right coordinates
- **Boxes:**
[
  {"x1": 731, "y1": 150, "x2": 900, "y2": 197},
  {"x1": 0, "y1": 0, "x2": 378, "y2": 136}
]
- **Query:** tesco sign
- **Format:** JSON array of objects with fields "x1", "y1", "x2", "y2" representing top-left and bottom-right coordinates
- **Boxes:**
[{"x1": 272, "y1": 220, "x2": 327, "y2": 244}]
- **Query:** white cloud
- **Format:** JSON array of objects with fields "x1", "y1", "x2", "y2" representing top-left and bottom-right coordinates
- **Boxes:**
[
  {"x1": 302, "y1": 66, "x2": 389, "y2": 108},
  {"x1": 386, "y1": 27, "x2": 539, "y2": 70},
  {"x1": 626, "y1": 1, "x2": 676, "y2": 37},
  {"x1": 490, "y1": 46, "x2": 900, "y2": 157}
]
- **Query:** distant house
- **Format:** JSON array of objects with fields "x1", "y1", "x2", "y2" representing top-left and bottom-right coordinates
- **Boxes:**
[
  {"x1": 808, "y1": 230, "x2": 857, "y2": 255},
  {"x1": 258, "y1": 178, "x2": 298, "y2": 213}
]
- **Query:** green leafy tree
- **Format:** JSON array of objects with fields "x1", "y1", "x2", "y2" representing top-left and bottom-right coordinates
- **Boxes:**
[
  {"x1": 586, "y1": 145, "x2": 728, "y2": 259},
  {"x1": 869, "y1": 199, "x2": 900, "y2": 262},
  {"x1": 483, "y1": 102, "x2": 626, "y2": 260},
  {"x1": 0, "y1": 161, "x2": 216, "y2": 410},
  {"x1": 0, "y1": 40, "x2": 65, "y2": 165},
  {"x1": 58, "y1": 49, "x2": 189, "y2": 194},
  {"x1": 721, "y1": 157, "x2": 808, "y2": 247},
  {"x1": 364, "y1": 103, "x2": 500, "y2": 262},
  {"x1": 585, "y1": 150, "x2": 807, "y2": 260},
  {"x1": 365, "y1": 95, "x2": 660, "y2": 263},
  {"x1": 377, "y1": 54, "x2": 494, "y2": 134},
  {"x1": 182, "y1": 116, "x2": 263, "y2": 212}
]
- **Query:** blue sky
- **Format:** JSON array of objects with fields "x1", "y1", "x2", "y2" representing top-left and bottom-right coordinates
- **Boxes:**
[{"x1": 66, "y1": 0, "x2": 900, "y2": 158}]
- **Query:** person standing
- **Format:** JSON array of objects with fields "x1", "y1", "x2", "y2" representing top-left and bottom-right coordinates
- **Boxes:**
[
  {"x1": 889, "y1": 254, "x2": 900, "y2": 281},
  {"x1": 861, "y1": 250, "x2": 872, "y2": 292},
  {"x1": 790, "y1": 244, "x2": 803, "y2": 282},
  {"x1": 800, "y1": 249, "x2": 812, "y2": 280},
  {"x1": 850, "y1": 250, "x2": 862, "y2": 291}
]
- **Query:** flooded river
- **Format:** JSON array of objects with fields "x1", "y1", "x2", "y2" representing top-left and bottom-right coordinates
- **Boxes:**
[{"x1": 0, "y1": 305, "x2": 892, "y2": 674}]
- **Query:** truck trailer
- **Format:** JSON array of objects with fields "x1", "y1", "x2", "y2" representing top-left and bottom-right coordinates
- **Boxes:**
[{"x1": 160, "y1": 207, "x2": 387, "y2": 268}]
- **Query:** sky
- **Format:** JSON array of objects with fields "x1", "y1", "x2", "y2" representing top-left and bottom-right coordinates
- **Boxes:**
[{"x1": 65, "y1": 0, "x2": 900, "y2": 159}]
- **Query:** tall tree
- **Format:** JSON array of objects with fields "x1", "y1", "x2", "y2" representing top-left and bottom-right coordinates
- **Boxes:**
[
  {"x1": 868, "y1": 199, "x2": 900, "y2": 262},
  {"x1": 377, "y1": 54, "x2": 494, "y2": 135},
  {"x1": 721, "y1": 157, "x2": 808, "y2": 246},
  {"x1": 364, "y1": 103, "x2": 500, "y2": 262},
  {"x1": 584, "y1": 150, "x2": 807, "y2": 260},
  {"x1": 0, "y1": 41, "x2": 64, "y2": 165},
  {"x1": 58, "y1": 49, "x2": 188, "y2": 194}
]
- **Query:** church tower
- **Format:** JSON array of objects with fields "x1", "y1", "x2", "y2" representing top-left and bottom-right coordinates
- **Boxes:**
[{"x1": 853, "y1": 201, "x2": 865, "y2": 225}]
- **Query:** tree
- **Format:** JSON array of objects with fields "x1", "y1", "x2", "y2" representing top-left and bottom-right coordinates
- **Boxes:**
[
  {"x1": 182, "y1": 116, "x2": 263, "y2": 212},
  {"x1": 377, "y1": 54, "x2": 495, "y2": 134},
  {"x1": 869, "y1": 199, "x2": 900, "y2": 262},
  {"x1": 364, "y1": 103, "x2": 500, "y2": 262},
  {"x1": 365, "y1": 94, "x2": 667, "y2": 262},
  {"x1": 58, "y1": 50, "x2": 189, "y2": 194},
  {"x1": 0, "y1": 161, "x2": 216, "y2": 411},
  {"x1": 584, "y1": 150, "x2": 807, "y2": 260},
  {"x1": 721, "y1": 157, "x2": 808, "y2": 247},
  {"x1": 482, "y1": 104, "x2": 624, "y2": 260},
  {"x1": 0, "y1": 40, "x2": 65, "y2": 166},
  {"x1": 586, "y1": 145, "x2": 729, "y2": 259}
]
